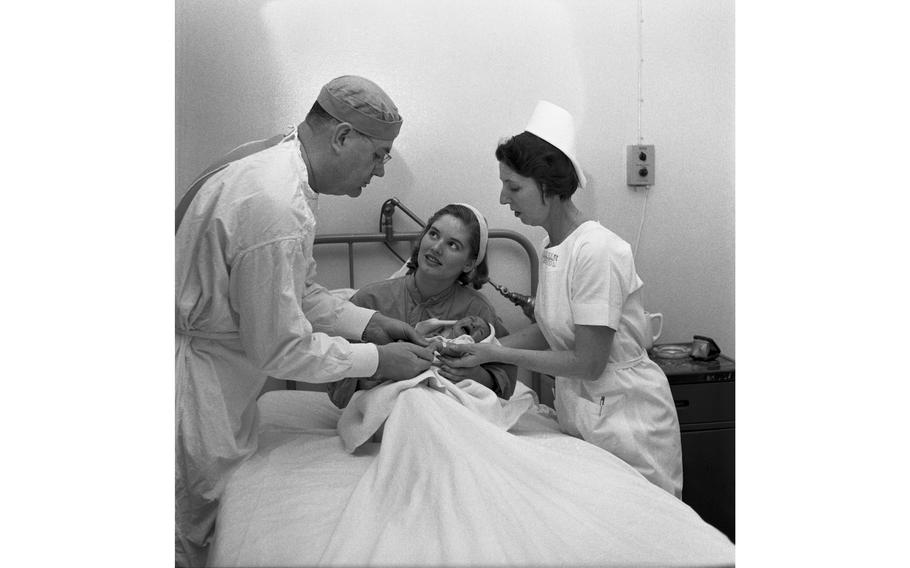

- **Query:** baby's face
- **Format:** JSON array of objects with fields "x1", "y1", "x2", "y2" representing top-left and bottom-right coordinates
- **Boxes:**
[{"x1": 449, "y1": 315, "x2": 490, "y2": 342}]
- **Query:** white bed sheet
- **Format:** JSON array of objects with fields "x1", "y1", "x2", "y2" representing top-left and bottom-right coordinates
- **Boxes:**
[{"x1": 209, "y1": 383, "x2": 734, "y2": 567}]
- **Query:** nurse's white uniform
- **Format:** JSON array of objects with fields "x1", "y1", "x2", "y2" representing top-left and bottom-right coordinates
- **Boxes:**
[
  {"x1": 535, "y1": 221, "x2": 683, "y2": 497},
  {"x1": 175, "y1": 131, "x2": 379, "y2": 566}
]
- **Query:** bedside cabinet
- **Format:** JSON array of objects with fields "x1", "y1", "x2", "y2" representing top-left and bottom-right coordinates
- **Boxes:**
[{"x1": 653, "y1": 350, "x2": 735, "y2": 542}]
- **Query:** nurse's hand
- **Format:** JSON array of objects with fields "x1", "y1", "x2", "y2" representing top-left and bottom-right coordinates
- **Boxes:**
[
  {"x1": 437, "y1": 343, "x2": 496, "y2": 367},
  {"x1": 375, "y1": 342, "x2": 435, "y2": 380},
  {"x1": 363, "y1": 313, "x2": 428, "y2": 346}
]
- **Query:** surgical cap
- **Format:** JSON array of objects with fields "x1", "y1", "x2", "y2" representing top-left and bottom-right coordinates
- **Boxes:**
[{"x1": 317, "y1": 75, "x2": 403, "y2": 140}]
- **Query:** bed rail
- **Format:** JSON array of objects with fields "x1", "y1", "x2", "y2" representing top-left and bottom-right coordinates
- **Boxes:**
[
  {"x1": 314, "y1": 229, "x2": 538, "y2": 294},
  {"x1": 275, "y1": 199, "x2": 542, "y2": 397}
]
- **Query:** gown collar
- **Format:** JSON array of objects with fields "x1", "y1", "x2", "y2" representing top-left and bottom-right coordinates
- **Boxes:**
[{"x1": 405, "y1": 273, "x2": 457, "y2": 306}]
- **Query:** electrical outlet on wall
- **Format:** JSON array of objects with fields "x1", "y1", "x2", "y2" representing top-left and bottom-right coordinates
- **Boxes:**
[{"x1": 626, "y1": 144, "x2": 655, "y2": 187}]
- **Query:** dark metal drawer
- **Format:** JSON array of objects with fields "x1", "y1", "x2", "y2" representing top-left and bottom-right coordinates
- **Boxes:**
[{"x1": 670, "y1": 382, "x2": 735, "y2": 426}]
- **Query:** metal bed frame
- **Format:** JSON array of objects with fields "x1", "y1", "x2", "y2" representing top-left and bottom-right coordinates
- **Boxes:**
[
  {"x1": 284, "y1": 198, "x2": 541, "y2": 395},
  {"x1": 314, "y1": 228, "x2": 537, "y2": 293}
]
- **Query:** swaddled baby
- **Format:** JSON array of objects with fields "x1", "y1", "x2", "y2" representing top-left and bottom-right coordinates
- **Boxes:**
[
  {"x1": 329, "y1": 316, "x2": 498, "y2": 410},
  {"x1": 425, "y1": 315, "x2": 492, "y2": 344},
  {"x1": 419, "y1": 315, "x2": 497, "y2": 361}
]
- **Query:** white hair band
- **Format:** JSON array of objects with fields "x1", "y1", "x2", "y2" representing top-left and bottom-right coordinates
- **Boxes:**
[{"x1": 454, "y1": 202, "x2": 488, "y2": 266}]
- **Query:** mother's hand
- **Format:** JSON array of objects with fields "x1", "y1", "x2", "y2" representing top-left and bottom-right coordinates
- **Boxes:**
[
  {"x1": 363, "y1": 313, "x2": 428, "y2": 346},
  {"x1": 415, "y1": 318, "x2": 458, "y2": 337},
  {"x1": 435, "y1": 363, "x2": 492, "y2": 387},
  {"x1": 437, "y1": 342, "x2": 496, "y2": 367}
]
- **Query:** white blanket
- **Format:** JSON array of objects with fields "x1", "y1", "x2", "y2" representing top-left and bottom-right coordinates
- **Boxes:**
[
  {"x1": 325, "y1": 385, "x2": 732, "y2": 566},
  {"x1": 210, "y1": 387, "x2": 734, "y2": 567},
  {"x1": 337, "y1": 370, "x2": 534, "y2": 452}
]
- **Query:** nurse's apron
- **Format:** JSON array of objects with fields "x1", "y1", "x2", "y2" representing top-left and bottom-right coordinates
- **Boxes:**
[{"x1": 552, "y1": 355, "x2": 683, "y2": 498}]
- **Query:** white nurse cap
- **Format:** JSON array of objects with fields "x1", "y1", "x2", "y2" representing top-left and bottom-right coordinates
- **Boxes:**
[{"x1": 524, "y1": 100, "x2": 587, "y2": 188}]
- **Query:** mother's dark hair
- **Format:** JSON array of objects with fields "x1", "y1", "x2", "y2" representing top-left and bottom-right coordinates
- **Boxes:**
[
  {"x1": 495, "y1": 131, "x2": 579, "y2": 201},
  {"x1": 405, "y1": 204, "x2": 489, "y2": 289}
]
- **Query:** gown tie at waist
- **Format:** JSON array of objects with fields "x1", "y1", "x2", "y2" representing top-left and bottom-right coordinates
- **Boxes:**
[
  {"x1": 175, "y1": 328, "x2": 241, "y2": 341},
  {"x1": 604, "y1": 353, "x2": 645, "y2": 372}
]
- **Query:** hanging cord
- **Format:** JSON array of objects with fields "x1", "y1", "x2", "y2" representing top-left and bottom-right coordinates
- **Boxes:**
[
  {"x1": 632, "y1": 0, "x2": 649, "y2": 259},
  {"x1": 632, "y1": 0, "x2": 651, "y2": 311},
  {"x1": 637, "y1": 0, "x2": 644, "y2": 146},
  {"x1": 633, "y1": 187, "x2": 649, "y2": 258}
]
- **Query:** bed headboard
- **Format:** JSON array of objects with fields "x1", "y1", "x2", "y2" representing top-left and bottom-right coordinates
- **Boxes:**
[
  {"x1": 274, "y1": 225, "x2": 542, "y2": 397},
  {"x1": 313, "y1": 229, "x2": 538, "y2": 295}
]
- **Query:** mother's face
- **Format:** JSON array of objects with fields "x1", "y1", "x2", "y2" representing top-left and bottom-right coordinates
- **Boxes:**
[
  {"x1": 498, "y1": 162, "x2": 547, "y2": 226},
  {"x1": 416, "y1": 214, "x2": 476, "y2": 283}
]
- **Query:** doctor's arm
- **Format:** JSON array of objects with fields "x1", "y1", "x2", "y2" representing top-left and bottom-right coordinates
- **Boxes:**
[
  {"x1": 362, "y1": 312, "x2": 428, "y2": 346},
  {"x1": 232, "y1": 242, "x2": 432, "y2": 383},
  {"x1": 440, "y1": 324, "x2": 614, "y2": 381},
  {"x1": 230, "y1": 241, "x2": 380, "y2": 382},
  {"x1": 298, "y1": 271, "x2": 426, "y2": 347}
]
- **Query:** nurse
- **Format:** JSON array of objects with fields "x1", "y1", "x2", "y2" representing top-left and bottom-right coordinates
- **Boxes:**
[
  {"x1": 175, "y1": 76, "x2": 435, "y2": 567},
  {"x1": 440, "y1": 101, "x2": 683, "y2": 497}
]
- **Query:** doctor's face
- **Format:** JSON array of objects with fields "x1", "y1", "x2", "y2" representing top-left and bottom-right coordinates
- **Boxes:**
[
  {"x1": 498, "y1": 162, "x2": 547, "y2": 227},
  {"x1": 416, "y1": 214, "x2": 476, "y2": 284},
  {"x1": 328, "y1": 129, "x2": 393, "y2": 197}
]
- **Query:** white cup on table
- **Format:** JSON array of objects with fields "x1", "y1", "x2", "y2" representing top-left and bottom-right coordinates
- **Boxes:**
[{"x1": 642, "y1": 312, "x2": 664, "y2": 351}]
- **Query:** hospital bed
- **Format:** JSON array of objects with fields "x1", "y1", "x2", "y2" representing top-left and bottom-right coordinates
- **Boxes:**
[{"x1": 208, "y1": 201, "x2": 735, "y2": 567}]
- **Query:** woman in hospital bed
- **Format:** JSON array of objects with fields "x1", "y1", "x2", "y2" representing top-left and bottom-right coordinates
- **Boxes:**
[{"x1": 326, "y1": 202, "x2": 516, "y2": 409}]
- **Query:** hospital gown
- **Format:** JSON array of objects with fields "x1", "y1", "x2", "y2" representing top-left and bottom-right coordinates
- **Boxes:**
[
  {"x1": 536, "y1": 220, "x2": 683, "y2": 497},
  {"x1": 175, "y1": 132, "x2": 379, "y2": 567},
  {"x1": 327, "y1": 274, "x2": 517, "y2": 408}
]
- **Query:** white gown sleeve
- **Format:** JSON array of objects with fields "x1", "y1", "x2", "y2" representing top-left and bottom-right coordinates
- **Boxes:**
[
  {"x1": 229, "y1": 238, "x2": 378, "y2": 383},
  {"x1": 570, "y1": 236, "x2": 631, "y2": 329},
  {"x1": 300, "y1": 280, "x2": 377, "y2": 340}
]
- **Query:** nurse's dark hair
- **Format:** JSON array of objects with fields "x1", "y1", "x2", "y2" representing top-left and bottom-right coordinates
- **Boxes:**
[
  {"x1": 405, "y1": 204, "x2": 489, "y2": 289},
  {"x1": 495, "y1": 131, "x2": 579, "y2": 201}
]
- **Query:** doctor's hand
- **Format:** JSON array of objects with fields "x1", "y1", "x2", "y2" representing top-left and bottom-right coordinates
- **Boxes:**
[
  {"x1": 363, "y1": 313, "x2": 428, "y2": 346},
  {"x1": 437, "y1": 342, "x2": 497, "y2": 368},
  {"x1": 375, "y1": 342, "x2": 435, "y2": 380}
]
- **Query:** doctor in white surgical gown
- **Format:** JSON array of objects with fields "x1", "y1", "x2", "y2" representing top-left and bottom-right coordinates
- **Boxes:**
[{"x1": 175, "y1": 75, "x2": 433, "y2": 567}]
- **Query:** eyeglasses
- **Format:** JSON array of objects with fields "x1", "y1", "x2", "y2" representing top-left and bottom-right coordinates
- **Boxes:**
[{"x1": 355, "y1": 131, "x2": 392, "y2": 165}]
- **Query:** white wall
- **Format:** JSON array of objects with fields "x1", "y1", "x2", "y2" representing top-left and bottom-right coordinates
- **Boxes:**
[{"x1": 177, "y1": 0, "x2": 735, "y2": 356}]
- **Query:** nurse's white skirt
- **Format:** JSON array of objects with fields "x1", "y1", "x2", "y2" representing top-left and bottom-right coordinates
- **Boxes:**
[{"x1": 554, "y1": 355, "x2": 684, "y2": 498}]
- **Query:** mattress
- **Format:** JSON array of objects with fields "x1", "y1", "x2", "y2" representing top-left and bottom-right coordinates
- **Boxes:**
[{"x1": 209, "y1": 383, "x2": 734, "y2": 567}]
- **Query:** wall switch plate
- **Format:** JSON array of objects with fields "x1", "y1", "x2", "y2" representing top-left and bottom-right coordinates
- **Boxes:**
[{"x1": 626, "y1": 144, "x2": 655, "y2": 186}]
